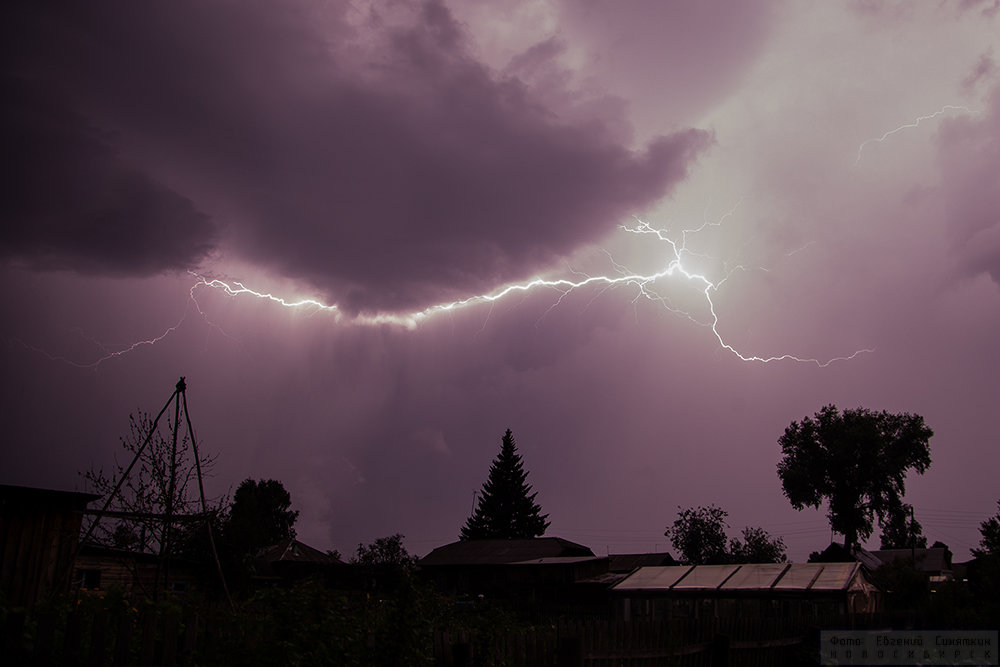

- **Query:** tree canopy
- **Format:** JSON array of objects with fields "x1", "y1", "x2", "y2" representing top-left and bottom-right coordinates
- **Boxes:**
[
  {"x1": 974, "y1": 501, "x2": 1000, "y2": 557},
  {"x1": 224, "y1": 478, "x2": 299, "y2": 559},
  {"x1": 665, "y1": 505, "x2": 787, "y2": 564},
  {"x1": 460, "y1": 429, "x2": 549, "y2": 540},
  {"x1": 879, "y1": 503, "x2": 927, "y2": 550},
  {"x1": 729, "y1": 526, "x2": 788, "y2": 564},
  {"x1": 353, "y1": 533, "x2": 416, "y2": 570},
  {"x1": 776, "y1": 404, "x2": 933, "y2": 550},
  {"x1": 666, "y1": 505, "x2": 729, "y2": 565}
]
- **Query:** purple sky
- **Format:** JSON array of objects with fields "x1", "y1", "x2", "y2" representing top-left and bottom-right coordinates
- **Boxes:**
[{"x1": 3, "y1": 1, "x2": 999, "y2": 562}]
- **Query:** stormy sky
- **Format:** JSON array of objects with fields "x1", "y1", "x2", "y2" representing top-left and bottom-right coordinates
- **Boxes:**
[{"x1": 3, "y1": 0, "x2": 999, "y2": 561}]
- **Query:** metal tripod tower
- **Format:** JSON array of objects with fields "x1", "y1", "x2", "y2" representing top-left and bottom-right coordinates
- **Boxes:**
[{"x1": 78, "y1": 377, "x2": 232, "y2": 606}]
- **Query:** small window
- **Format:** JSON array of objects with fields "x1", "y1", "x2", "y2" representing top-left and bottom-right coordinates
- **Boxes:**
[
  {"x1": 170, "y1": 580, "x2": 189, "y2": 593},
  {"x1": 75, "y1": 568, "x2": 101, "y2": 590}
]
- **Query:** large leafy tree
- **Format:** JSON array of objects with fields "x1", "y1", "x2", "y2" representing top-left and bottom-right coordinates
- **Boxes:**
[
  {"x1": 729, "y1": 526, "x2": 788, "y2": 564},
  {"x1": 665, "y1": 505, "x2": 786, "y2": 564},
  {"x1": 223, "y1": 478, "x2": 299, "y2": 559},
  {"x1": 461, "y1": 429, "x2": 549, "y2": 540},
  {"x1": 777, "y1": 405, "x2": 933, "y2": 550},
  {"x1": 973, "y1": 501, "x2": 1000, "y2": 557},
  {"x1": 666, "y1": 505, "x2": 730, "y2": 565},
  {"x1": 879, "y1": 503, "x2": 927, "y2": 550}
]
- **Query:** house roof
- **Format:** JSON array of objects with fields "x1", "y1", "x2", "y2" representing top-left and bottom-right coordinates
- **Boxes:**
[
  {"x1": 871, "y1": 547, "x2": 951, "y2": 573},
  {"x1": 811, "y1": 543, "x2": 884, "y2": 571},
  {"x1": 613, "y1": 562, "x2": 871, "y2": 593},
  {"x1": 256, "y1": 538, "x2": 342, "y2": 565},
  {"x1": 0, "y1": 484, "x2": 100, "y2": 509},
  {"x1": 419, "y1": 538, "x2": 595, "y2": 566},
  {"x1": 607, "y1": 552, "x2": 677, "y2": 573},
  {"x1": 509, "y1": 556, "x2": 605, "y2": 566}
]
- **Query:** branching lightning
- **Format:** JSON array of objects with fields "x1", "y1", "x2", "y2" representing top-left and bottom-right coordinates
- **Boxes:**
[
  {"x1": 23, "y1": 207, "x2": 872, "y2": 369},
  {"x1": 855, "y1": 105, "x2": 976, "y2": 165}
]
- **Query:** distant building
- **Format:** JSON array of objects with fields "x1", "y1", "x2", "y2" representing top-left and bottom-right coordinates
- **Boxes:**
[
  {"x1": 419, "y1": 537, "x2": 605, "y2": 606},
  {"x1": 251, "y1": 537, "x2": 344, "y2": 584},
  {"x1": 0, "y1": 484, "x2": 100, "y2": 606},
  {"x1": 810, "y1": 542, "x2": 884, "y2": 571},
  {"x1": 612, "y1": 562, "x2": 881, "y2": 621},
  {"x1": 73, "y1": 544, "x2": 201, "y2": 596},
  {"x1": 870, "y1": 547, "x2": 953, "y2": 583}
]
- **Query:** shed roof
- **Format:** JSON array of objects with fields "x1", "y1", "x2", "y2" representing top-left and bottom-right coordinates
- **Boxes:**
[
  {"x1": 614, "y1": 562, "x2": 866, "y2": 593},
  {"x1": 509, "y1": 556, "x2": 605, "y2": 566},
  {"x1": 0, "y1": 484, "x2": 100, "y2": 509},
  {"x1": 257, "y1": 538, "x2": 342, "y2": 565},
  {"x1": 721, "y1": 563, "x2": 789, "y2": 590},
  {"x1": 419, "y1": 538, "x2": 594, "y2": 566},
  {"x1": 872, "y1": 548, "x2": 951, "y2": 573},
  {"x1": 608, "y1": 552, "x2": 677, "y2": 573}
]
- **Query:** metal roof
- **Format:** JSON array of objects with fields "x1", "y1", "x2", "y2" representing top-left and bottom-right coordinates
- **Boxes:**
[
  {"x1": 611, "y1": 565, "x2": 693, "y2": 590},
  {"x1": 721, "y1": 563, "x2": 789, "y2": 590},
  {"x1": 419, "y1": 538, "x2": 595, "y2": 566},
  {"x1": 808, "y1": 562, "x2": 860, "y2": 590},
  {"x1": 509, "y1": 556, "x2": 605, "y2": 566},
  {"x1": 614, "y1": 562, "x2": 864, "y2": 592},
  {"x1": 672, "y1": 564, "x2": 740, "y2": 589},
  {"x1": 607, "y1": 552, "x2": 677, "y2": 573}
]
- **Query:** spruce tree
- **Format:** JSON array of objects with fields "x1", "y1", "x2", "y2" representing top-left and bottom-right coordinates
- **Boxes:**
[{"x1": 460, "y1": 429, "x2": 550, "y2": 540}]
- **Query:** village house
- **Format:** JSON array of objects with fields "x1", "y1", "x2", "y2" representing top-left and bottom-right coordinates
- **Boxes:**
[
  {"x1": 418, "y1": 537, "x2": 606, "y2": 607},
  {"x1": 250, "y1": 537, "x2": 344, "y2": 585},
  {"x1": 73, "y1": 544, "x2": 202, "y2": 596}
]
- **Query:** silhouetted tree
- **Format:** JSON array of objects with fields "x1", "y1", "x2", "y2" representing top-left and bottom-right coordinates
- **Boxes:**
[
  {"x1": 224, "y1": 478, "x2": 299, "y2": 559},
  {"x1": 461, "y1": 429, "x2": 549, "y2": 540},
  {"x1": 974, "y1": 501, "x2": 1000, "y2": 557},
  {"x1": 352, "y1": 534, "x2": 417, "y2": 593},
  {"x1": 666, "y1": 506, "x2": 787, "y2": 564},
  {"x1": 777, "y1": 405, "x2": 933, "y2": 550},
  {"x1": 353, "y1": 533, "x2": 416, "y2": 570},
  {"x1": 729, "y1": 526, "x2": 788, "y2": 563},
  {"x1": 879, "y1": 503, "x2": 927, "y2": 549},
  {"x1": 666, "y1": 505, "x2": 730, "y2": 564}
]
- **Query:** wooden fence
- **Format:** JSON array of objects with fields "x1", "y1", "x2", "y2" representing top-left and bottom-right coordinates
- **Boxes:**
[
  {"x1": 0, "y1": 607, "x2": 253, "y2": 667},
  {"x1": 3, "y1": 607, "x2": 977, "y2": 666},
  {"x1": 433, "y1": 617, "x2": 823, "y2": 667}
]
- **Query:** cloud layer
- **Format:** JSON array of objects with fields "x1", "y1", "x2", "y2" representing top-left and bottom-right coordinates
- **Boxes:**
[{"x1": 3, "y1": 0, "x2": 710, "y2": 312}]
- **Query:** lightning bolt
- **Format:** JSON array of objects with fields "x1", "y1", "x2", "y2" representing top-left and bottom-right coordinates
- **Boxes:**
[
  {"x1": 13, "y1": 282, "x2": 235, "y2": 370},
  {"x1": 855, "y1": 105, "x2": 976, "y2": 165},
  {"x1": 189, "y1": 208, "x2": 871, "y2": 368},
  {"x1": 21, "y1": 207, "x2": 872, "y2": 369}
]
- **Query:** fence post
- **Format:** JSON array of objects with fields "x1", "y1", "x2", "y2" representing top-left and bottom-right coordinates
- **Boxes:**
[
  {"x1": 113, "y1": 613, "x2": 133, "y2": 667},
  {"x1": 180, "y1": 612, "x2": 198, "y2": 667},
  {"x1": 87, "y1": 611, "x2": 109, "y2": 667},
  {"x1": 450, "y1": 640, "x2": 471, "y2": 667},
  {"x1": 162, "y1": 613, "x2": 180, "y2": 667},
  {"x1": 557, "y1": 636, "x2": 583, "y2": 667},
  {"x1": 2, "y1": 609, "x2": 27, "y2": 665},
  {"x1": 34, "y1": 610, "x2": 58, "y2": 667},
  {"x1": 65, "y1": 609, "x2": 83, "y2": 667},
  {"x1": 711, "y1": 632, "x2": 730, "y2": 667},
  {"x1": 139, "y1": 611, "x2": 157, "y2": 665}
]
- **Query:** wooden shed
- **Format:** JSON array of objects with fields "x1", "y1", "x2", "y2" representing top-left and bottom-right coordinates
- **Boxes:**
[
  {"x1": 613, "y1": 562, "x2": 881, "y2": 621},
  {"x1": 0, "y1": 484, "x2": 99, "y2": 606}
]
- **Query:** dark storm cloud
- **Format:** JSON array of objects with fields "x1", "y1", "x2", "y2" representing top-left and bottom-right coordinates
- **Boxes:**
[
  {"x1": 937, "y1": 85, "x2": 1000, "y2": 284},
  {"x1": 0, "y1": 79, "x2": 216, "y2": 275},
  {"x1": 3, "y1": 0, "x2": 710, "y2": 313}
]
